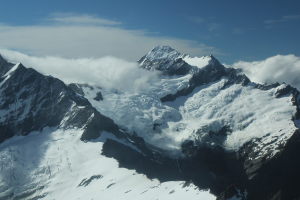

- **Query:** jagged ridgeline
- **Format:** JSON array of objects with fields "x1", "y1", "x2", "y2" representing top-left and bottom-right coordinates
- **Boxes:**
[{"x1": 0, "y1": 46, "x2": 299, "y2": 200}]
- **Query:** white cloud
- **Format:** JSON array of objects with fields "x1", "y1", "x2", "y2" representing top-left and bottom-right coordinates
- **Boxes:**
[
  {"x1": 48, "y1": 13, "x2": 121, "y2": 25},
  {"x1": 232, "y1": 54, "x2": 300, "y2": 90},
  {"x1": 0, "y1": 13, "x2": 217, "y2": 61},
  {"x1": 0, "y1": 49, "x2": 159, "y2": 92}
]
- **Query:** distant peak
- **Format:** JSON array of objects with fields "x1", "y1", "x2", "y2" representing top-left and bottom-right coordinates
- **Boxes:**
[
  {"x1": 209, "y1": 54, "x2": 216, "y2": 59},
  {"x1": 208, "y1": 54, "x2": 221, "y2": 65},
  {"x1": 139, "y1": 45, "x2": 222, "y2": 70},
  {"x1": 151, "y1": 45, "x2": 178, "y2": 53},
  {"x1": 142, "y1": 45, "x2": 182, "y2": 62}
]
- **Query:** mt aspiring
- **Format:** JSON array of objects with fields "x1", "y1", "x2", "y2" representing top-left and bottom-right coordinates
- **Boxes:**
[{"x1": 0, "y1": 46, "x2": 299, "y2": 200}]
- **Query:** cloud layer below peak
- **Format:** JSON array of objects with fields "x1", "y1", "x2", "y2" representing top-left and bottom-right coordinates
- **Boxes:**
[
  {"x1": 0, "y1": 49, "x2": 158, "y2": 92},
  {"x1": 233, "y1": 54, "x2": 300, "y2": 90}
]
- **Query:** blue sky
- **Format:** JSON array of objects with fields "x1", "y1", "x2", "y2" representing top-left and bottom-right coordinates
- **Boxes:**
[{"x1": 0, "y1": 0, "x2": 299, "y2": 63}]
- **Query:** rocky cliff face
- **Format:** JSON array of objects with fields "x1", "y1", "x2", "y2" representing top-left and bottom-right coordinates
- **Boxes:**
[{"x1": 0, "y1": 55, "x2": 120, "y2": 143}]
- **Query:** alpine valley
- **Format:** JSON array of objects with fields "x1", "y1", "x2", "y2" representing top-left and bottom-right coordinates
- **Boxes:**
[{"x1": 0, "y1": 46, "x2": 299, "y2": 200}]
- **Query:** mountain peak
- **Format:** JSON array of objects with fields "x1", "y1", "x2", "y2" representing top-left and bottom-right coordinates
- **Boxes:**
[
  {"x1": 138, "y1": 45, "x2": 192, "y2": 75},
  {"x1": 151, "y1": 45, "x2": 177, "y2": 53},
  {"x1": 143, "y1": 45, "x2": 182, "y2": 61},
  {"x1": 143, "y1": 45, "x2": 222, "y2": 67},
  {"x1": 139, "y1": 45, "x2": 225, "y2": 75},
  {"x1": 208, "y1": 54, "x2": 221, "y2": 65}
]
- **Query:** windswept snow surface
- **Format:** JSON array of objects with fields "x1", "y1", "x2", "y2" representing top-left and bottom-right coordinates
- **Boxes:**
[
  {"x1": 82, "y1": 75, "x2": 297, "y2": 158},
  {"x1": 0, "y1": 128, "x2": 215, "y2": 200}
]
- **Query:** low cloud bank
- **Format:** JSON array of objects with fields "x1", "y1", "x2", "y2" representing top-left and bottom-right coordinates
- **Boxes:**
[
  {"x1": 2, "y1": 49, "x2": 300, "y2": 93},
  {"x1": 0, "y1": 49, "x2": 158, "y2": 92},
  {"x1": 233, "y1": 54, "x2": 300, "y2": 90}
]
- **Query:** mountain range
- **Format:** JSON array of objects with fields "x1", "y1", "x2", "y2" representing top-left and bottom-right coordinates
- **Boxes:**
[{"x1": 0, "y1": 46, "x2": 299, "y2": 200}]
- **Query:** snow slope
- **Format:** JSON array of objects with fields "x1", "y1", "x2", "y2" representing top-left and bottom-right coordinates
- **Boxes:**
[
  {"x1": 0, "y1": 128, "x2": 215, "y2": 200},
  {"x1": 81, "y1": 76, "x2": 297, "y2": 159}
]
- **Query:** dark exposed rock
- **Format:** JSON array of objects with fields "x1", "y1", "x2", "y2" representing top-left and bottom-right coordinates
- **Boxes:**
[
  {"x1": 68, "y1": 83, "x2": 85, "y2": 96},
  {"x1": 275, "y1": 84, "x2": 298, "y2": 98},
  {"x1": 94, "y1": 91, "x2": 103, "y2": 101},
  {"x1": 221, "y1": 68, "x2": 251, "y2": 88},
  {"x1": 217, "y1": 185, "x2": 246, "y2": 200},
  {"x1": 275, "y1": 84, "x2": 300, "y2": 121},
  {"x1": 193, "y1": 125, "x2": 232, "y2": 149},
  {"x1": 78, "y1": 175, "x2": 103, "y2": 187},
  {"x1": 0, "y1": 54, "x2": 14, "y2": 76},
  {"x1": 106, "y1": 183, "x2": 116, "y2": 189},
  {"x1": 255, "y1": 82, "x2": 280, "y2": 90},
  {"x1": 140, "y1": 56, "x2": 192, "y2": 76},
  {"x1": 244, "y1": 130, "x2": 300, "y2": 200},
  {"x1": 181, "y1": 140, "x2": 197, "y2": 157},
  {"x1": 80, "y1": 111, "x2": 119, "y2": 141}
]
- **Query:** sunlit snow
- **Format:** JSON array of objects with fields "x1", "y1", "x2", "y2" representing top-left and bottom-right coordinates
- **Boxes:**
[{"x1": 183, "y1": 55, "x2": 210, "y2": 68}]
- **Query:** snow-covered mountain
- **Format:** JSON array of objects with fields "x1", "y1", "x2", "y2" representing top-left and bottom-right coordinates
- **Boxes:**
[{"x1": 0, "y1": 46, "x2": 299, "y2": 200}]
